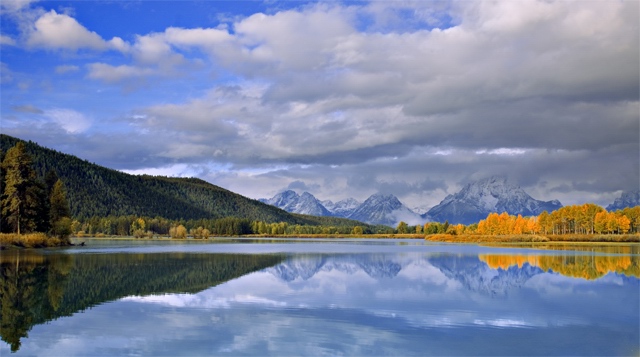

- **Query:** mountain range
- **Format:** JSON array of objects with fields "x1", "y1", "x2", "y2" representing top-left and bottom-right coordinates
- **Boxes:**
[
  {"x1": 261, "y1": 176, "x2": 567, "y2": 226},
  {"x1": 262, "y1": 190, "x2": 423, "y2": 227},
  {"x1": 262, "y1": 178, "x2": 640, "y2": 226}
]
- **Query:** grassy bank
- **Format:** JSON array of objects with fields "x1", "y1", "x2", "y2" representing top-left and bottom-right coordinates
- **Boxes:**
[
  {"x1": 0, "y1": 233, "x2": 72, "y2": 249},
  {"x1": 75, "y1": 233, "x2": 427, "y2": 239},
  {"x1": 425, "y1": 233, "x2": 640, "y2": 243}
]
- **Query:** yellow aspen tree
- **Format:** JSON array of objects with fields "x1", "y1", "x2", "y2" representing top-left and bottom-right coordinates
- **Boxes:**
[{"x1": 617, "y1": 215, "x2": 630, "y2": 234}]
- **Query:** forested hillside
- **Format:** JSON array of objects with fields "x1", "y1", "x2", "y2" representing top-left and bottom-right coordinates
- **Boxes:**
[{"x1": 0, "y1": 135, "x2": 358, "y2": 226}]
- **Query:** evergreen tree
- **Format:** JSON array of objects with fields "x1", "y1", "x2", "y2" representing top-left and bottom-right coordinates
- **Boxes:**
[
  {"x1": 49, "y1": 179, "x2": 72, "y2": 238},
  {"x1": 1, "y1": 142, "x2": 44, "y2": 234}
]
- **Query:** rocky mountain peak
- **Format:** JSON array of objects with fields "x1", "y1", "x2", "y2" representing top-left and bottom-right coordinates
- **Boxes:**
[
  {"x1": 607, "y1": 191, "x2": 640, "y2": 211},
  {"x1": 348, "y1": 193, "x2": 422, "y2": 226},
  {"x1": 426, "y1": 176, "x2": 562, "y2": 225}
]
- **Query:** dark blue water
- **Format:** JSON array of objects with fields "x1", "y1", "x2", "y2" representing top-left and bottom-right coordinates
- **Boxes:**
[{"x1": 1, "y1": 239, "x2": 638, "y2": 356}]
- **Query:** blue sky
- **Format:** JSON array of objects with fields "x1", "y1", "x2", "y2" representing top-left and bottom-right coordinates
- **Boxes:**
[{"x1": 1, "y1": 0, "x2": 638, "y2": 209}]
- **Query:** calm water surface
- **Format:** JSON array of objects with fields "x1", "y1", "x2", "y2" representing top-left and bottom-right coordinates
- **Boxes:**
[{"x1": 1, "y1": 238, "x2": 638, "y2": 356}]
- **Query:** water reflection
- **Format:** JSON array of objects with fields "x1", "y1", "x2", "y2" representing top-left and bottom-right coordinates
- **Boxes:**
[
  {"x1": 0, "y1": 251, "x2": 283, "y2": 352},
  {"x1": 480, "y1": 253, "x2": 638, "y2": 280},
  {"x1": 1, "y1": 244, "x2": 638, "y2": 356}
]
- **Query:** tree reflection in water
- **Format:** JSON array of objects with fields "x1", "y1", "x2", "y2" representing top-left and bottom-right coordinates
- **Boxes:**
[
  {"x1": 0, "y1": 252, "x2": 283, "y2": 352},
  {"x1": 480, "y1": 245, "x2": 639, "y2": 280}
]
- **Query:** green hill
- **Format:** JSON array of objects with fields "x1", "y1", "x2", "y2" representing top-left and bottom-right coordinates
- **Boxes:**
[{"x1": 0, "y1": 134, "x2": 364, "y2": 227}]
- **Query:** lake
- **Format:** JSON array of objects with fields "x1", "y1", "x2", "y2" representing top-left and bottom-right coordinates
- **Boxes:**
[{"x1": 1, "y1": 238, "x2": 638, "y2": 356}]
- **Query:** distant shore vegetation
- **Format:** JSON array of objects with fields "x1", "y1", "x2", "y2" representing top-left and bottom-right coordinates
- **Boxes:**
[{"x1": 64, "y1": 204, "x2": 640, "y2": 244}]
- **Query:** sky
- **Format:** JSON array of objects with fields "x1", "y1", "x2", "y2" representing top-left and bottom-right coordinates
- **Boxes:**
[{"x1": 1, "y1": 0, "x2": 638, "y2": 210}]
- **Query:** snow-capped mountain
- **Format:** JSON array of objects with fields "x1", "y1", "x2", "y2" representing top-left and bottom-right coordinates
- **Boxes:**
[
  {"x1": 260, "y1": 190, "x2": 332, "y2": 216},
  {"x1": 261, "y1": 191, "x2": 422, "y2": 226},
  {"x1": 261, "y1": 177, "x2": 565, "y2": 227},
  {"x1": 606, "y1": 191, "x2": 640, "y2": 211},
  {"x1": 348, "y1": 193, "x2": 423, "y2": 227},
  {"x1": 322, "y1": 198, "x2": 361, "y2": 217},
  {"x1": 425, "y1": 176, "x2": 562, "y2": 225}
]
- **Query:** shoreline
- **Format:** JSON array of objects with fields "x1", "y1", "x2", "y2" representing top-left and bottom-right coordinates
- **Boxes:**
[{"x1": 3, "y1": 233, "x2": 638, "y2": 250}]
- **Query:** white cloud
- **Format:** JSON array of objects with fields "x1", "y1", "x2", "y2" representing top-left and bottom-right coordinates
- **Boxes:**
[
  {"x1": 131, "y1": 32, "x2": 185, "y2": 69},
  {"x1": 86, "y1": 63, "x2": 155, "y2": 83},
  {"x1": 163, "y1": 27, "x2": 231, "y2": 48},
  {"x1": 108, "y1": 36, "x2": 130, "y2": 53},
  {"x1": 0, "y1": 34, "x2": 16, "y2": 46},
  {"x1": 0, "y1": 0, "x2": 38, "y2": 13},
  {"x1": 27, "y1": 10, "x2": 107, "y2": 50},
  {"x1": 26, "y1": 10, "x2": 129, "y2": 52},
  {"x1": 43, "y1": 108, "x2": 91, "y2": 133}
]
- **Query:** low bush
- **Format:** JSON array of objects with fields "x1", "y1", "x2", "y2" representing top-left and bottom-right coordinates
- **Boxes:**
[{"x1": 0, "y1": 233, "x2": 70, "y2": 248}]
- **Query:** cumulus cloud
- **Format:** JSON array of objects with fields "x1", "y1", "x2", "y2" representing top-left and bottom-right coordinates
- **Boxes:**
[{"x1": 26, "y1": 10, "x2": 128, "y2": 52}]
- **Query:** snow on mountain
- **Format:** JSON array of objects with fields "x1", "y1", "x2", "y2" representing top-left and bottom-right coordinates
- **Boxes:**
[
  {"x1": 260, "y1": 190, "x2": 332, "y2": 216},
  {"x1": 261, "y1": 190, "x2": 423, "y2": 227},
  {"x1": 411, "y1": 205, "x2": 431, "y2": 215},
  {"x1": 260, "y1": 190, "x2": 300, "y2": 211},
  {"x1": 348, "y1": 193, "x2": 423, "y2": 227},
  {"x1": 323, "y1": 198, "x2": 361, "y2": 217},
  {"x1": 606, "y1": 191, "x2": 640, "y2": 211},
  {"x1": 261, "y1": 176, "x2": 566, "y2": 227},
  {"x1": 296, "y1": 192, "x2": 334, "y2": 216},
  {"x1": 425, "y1": 176, "x2": 563, "y2": 225}
]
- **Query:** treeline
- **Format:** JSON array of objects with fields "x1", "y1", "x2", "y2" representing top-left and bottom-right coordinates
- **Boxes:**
[
  {"x1": 70, "y1": 205, "x2": 640, "y2": 239},
  {"x1": 432, "y1": 203, "x2": 640, "y2": 236},
  {"x1": 70, "y1": 215, "x2": 391, "y2": 237}
]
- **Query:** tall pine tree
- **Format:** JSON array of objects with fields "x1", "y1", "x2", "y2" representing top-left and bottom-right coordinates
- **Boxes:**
[{"x1": 1, "y1": 142, "x2": 44, "y2": 234}]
